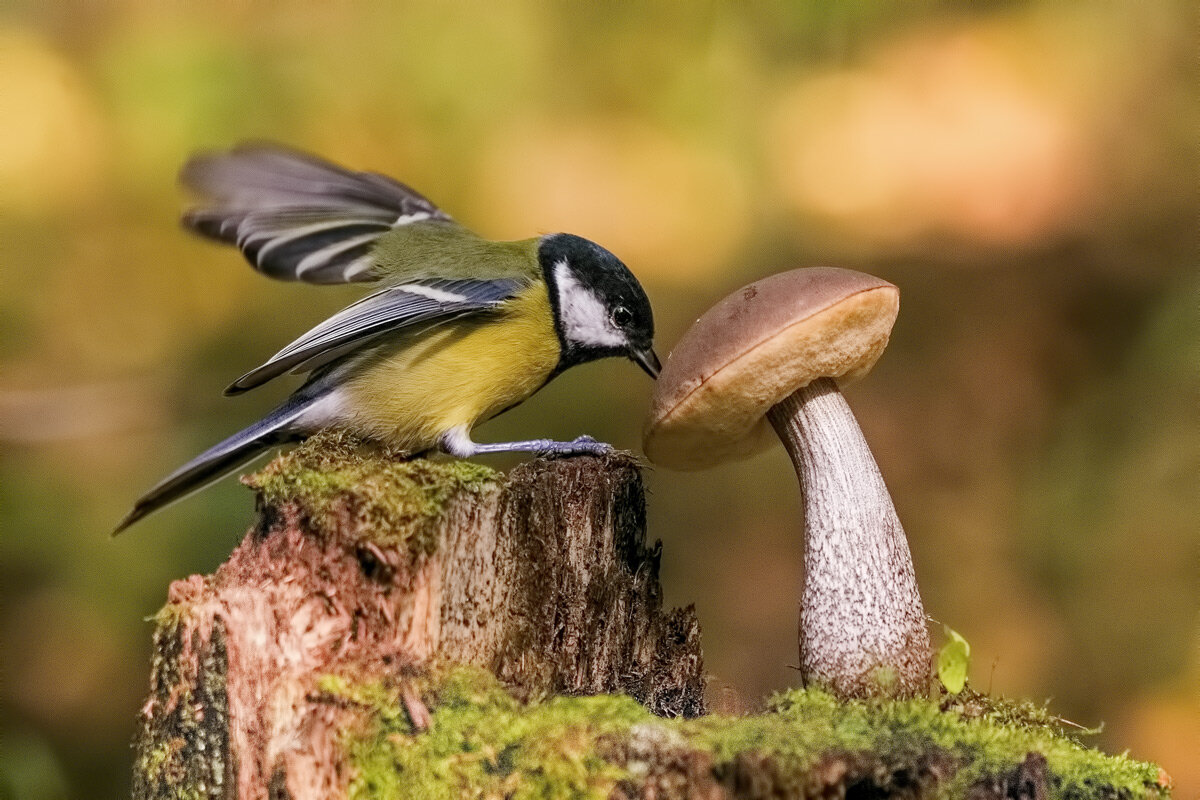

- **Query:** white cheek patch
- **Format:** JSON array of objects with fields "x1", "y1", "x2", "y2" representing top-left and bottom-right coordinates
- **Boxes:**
[{"x1": 554, "y1": 260, "x2": 626, "y2": 349}]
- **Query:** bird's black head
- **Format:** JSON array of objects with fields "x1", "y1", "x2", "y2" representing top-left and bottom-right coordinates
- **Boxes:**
[{"x1": 538, "y1": 233, "x2": 660, "y2": 378}]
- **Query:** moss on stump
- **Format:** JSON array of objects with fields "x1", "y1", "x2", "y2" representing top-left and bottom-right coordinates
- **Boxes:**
[
  {"x1": 318, "y1": 666, "x2": 1168, "y2": 800},
  {"x1": 243, "y1": 430, "x2": 498, "y2": 552}
]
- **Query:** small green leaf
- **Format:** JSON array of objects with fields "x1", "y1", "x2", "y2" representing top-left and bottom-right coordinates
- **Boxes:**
[{"x1": 937, "y1": 625, "x2": 971, "y2": 694}]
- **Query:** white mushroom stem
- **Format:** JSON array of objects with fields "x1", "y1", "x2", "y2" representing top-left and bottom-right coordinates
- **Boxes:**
[{"x1": 766, "y1": 377, "x2": 930, "y2": 698}]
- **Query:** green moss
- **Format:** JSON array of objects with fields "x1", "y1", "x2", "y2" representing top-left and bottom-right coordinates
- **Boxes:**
[
  {"x1": 325, "y1": 667, "x2": 1165, "y2": 800},
  {"x1": 722, "y1": 688, "x2": 1161, "y2": 796},
  {"x1": 134, "y1": 736, "x2": 207, "y2": 800},
  {"x1": 243, "y1": 430, "x2": 497, "y2": 553},
  {"x1": 149, "y1": 592, "x2": 203, "y2": 628},
  {"x1": 320, "y1": 666, "x2": 649, "y2": 800},
  {"x1": 136, "y1": 740, "x2": 180, "y2": 788}
]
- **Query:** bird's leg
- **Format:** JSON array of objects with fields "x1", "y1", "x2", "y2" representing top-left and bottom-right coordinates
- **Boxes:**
[{"x1": 440, "y1": 427, "x2": 612, "y2": 458}]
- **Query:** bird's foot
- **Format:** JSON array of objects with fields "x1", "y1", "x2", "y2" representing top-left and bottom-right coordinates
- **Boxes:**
[
  {"x1": 535, "y1": 435, "x2": 613, "y2": 458},
  {"x1": 440, "y1": 428, "x2": 613, "y2": 459}
]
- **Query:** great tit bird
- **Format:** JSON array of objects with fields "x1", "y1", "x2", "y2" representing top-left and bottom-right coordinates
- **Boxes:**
[{"x1": 114, "y1": 143, "x2": 660, "y2": 534}]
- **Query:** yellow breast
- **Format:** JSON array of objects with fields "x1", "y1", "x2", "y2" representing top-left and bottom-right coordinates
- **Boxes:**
[{"x1": 339, "y1": 287, "x2": 560, "y2": 452}]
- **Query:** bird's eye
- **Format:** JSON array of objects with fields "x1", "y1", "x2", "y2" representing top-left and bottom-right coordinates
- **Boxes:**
[{"x1": 611, "y1": 306, "x2": 633, "y2": 327}]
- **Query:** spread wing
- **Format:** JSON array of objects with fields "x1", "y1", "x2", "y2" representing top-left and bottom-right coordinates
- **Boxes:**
[
  {"x1": 181, "y1": 143, "x2": 453, "y2": 284},
  {"x1": 226, "y1": 277, "x2": 524, "y2": 395}
]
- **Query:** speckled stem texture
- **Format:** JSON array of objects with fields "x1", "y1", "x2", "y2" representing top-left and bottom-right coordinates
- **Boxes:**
[
  {"x1": 132, "y1": 452, "x2": 703, "y2": 800},
  {"x1": 767, "y1": 377, "x2": 931, "y2": 698}
]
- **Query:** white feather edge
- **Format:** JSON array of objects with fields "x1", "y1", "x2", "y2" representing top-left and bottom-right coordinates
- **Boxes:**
[
  {"x1": 263, "y1": 283, "x2": 472, "y2": 364},
  {"x1": 293, "y1": 232, "x2": 382, "y2": 277}
]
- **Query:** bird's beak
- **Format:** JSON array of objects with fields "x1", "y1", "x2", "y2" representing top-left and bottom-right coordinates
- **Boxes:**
[{"x1": 631, "y1": 347, "x2": 662, "y2": 379}]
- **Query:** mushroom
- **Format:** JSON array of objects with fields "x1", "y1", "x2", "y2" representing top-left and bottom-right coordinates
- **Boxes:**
[{"x1": 644, "y1": 267, "x2": 930, "y2": 698}]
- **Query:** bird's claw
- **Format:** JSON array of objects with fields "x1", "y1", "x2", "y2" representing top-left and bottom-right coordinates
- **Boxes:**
[{"x1": 536, "y1": 436, "x2": 613, "y2": 458}]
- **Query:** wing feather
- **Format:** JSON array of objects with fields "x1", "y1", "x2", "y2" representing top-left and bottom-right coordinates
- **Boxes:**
[
  {"x1": 181, "y1": 143, "x2": 453, "y2": 284},
  {"x1": 225, "y1": 278, "x2": 524, "y2": 395}
]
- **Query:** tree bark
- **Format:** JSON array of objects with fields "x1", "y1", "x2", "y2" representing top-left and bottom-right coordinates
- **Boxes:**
[{"x1": 132, "y1": 444, "x2": 704, "y2": 800}]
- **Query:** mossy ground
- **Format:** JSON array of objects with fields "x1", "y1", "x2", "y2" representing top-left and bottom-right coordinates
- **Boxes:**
[
  {"x1": 322, "y1": 668, "x2": 650, "y2": 800},
  {"x1": 243, "y1": 431, "x2": 497, "y2": 553},
  {"x1": 317, "y1": 666, "x2": 1166, "y2": 800}
]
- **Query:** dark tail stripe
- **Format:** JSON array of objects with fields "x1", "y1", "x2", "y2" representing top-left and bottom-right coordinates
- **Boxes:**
[{"x1": 112, "y1": 395, "x2": 317, "y2": 535}]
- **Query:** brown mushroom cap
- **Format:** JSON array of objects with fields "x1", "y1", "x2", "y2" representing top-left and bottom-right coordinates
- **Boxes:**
[{"x1": 643, "y1": 267, "x2": 899, "y2": 470}]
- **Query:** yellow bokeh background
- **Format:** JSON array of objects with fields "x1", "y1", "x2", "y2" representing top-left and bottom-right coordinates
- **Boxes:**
[{"x1": 1, "y1": 3, "x2": 1196, "y2": 797}]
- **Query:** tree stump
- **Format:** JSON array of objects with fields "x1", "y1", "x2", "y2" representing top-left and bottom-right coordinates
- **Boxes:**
[
  {"x1": 132, "y1": 432, "x2": 1168, "y2": 800},
  {"x1": 132, "y1": 434, "x2": 703, "y2": 800}
]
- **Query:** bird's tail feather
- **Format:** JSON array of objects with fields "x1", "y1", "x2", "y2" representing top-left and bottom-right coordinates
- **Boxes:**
[{"x1": 113, "y1": 394, "x2": 318, "y2": 535}]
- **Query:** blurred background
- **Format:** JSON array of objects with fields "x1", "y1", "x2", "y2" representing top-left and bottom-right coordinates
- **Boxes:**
[{"x1": 1, "y1": 1, "x2": 1196, "y2": 797}]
